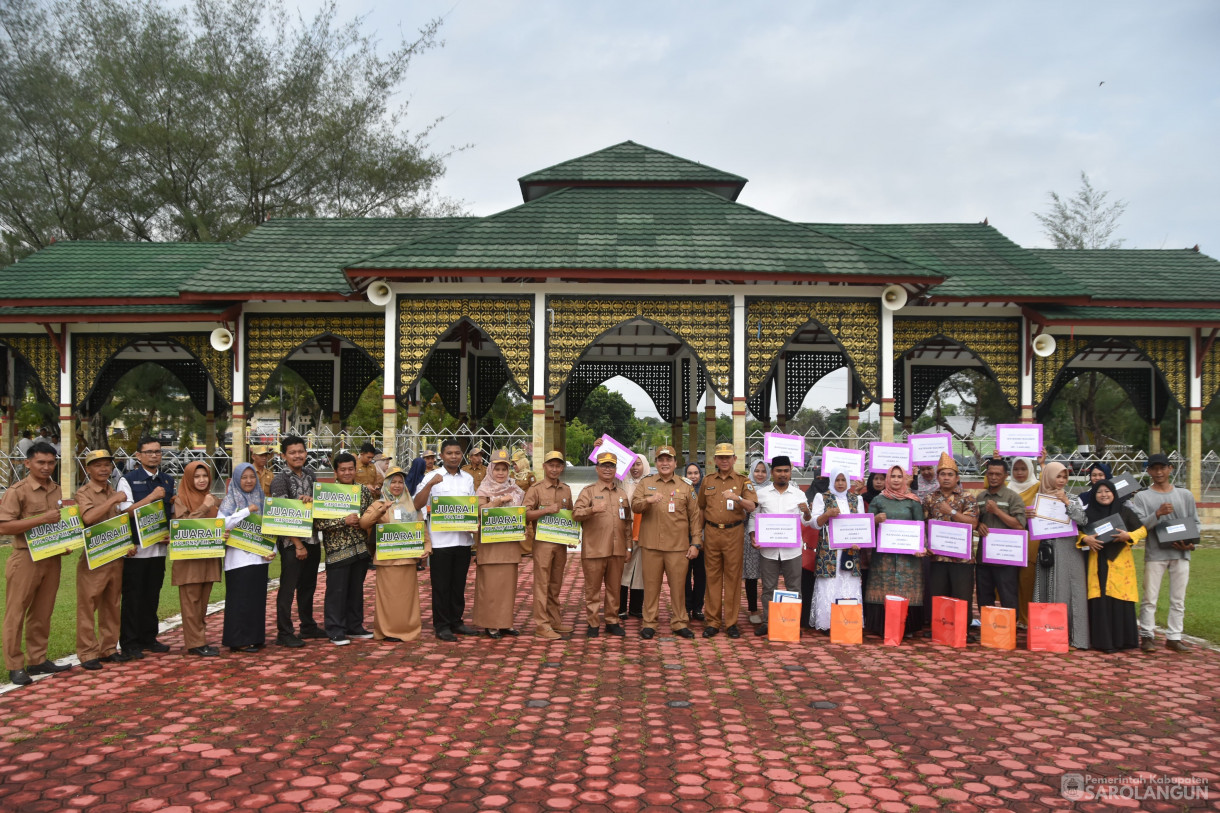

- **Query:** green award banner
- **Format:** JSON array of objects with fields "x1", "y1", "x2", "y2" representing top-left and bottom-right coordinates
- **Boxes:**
[
  {"x1": 535, "y1": 509, "x2": 581, "y2": 546},
  {"x1": 27, "y1": 506, "x2": 86, "y2": 561},
  {"x1": 375, "y1": 521, "x2": 427, "y2": 559},
  {"x1": 133, "y1": 500, "x2": 170, "y2": 548},
  {"x1": 169, "y1": 518, "x2": 227, "y2": 560},
  {"x1": 83, "y1": 514, "x2": 136, "y2": 569},
  {"x1": 480, "y1": 506, "x2": 527, "y2": 544},
  {"x1": 227, "y1": 512, "x2": 274, "y2": 557},
  {"x1": 312, "y1": 482, "x2": 361, "y2": 520},
  {"x1": 429, "y1": 496, "x2": 479, "y2": 533},
  {"x1": 261, "y1": 498, "x2": 313, "y2": 538}
]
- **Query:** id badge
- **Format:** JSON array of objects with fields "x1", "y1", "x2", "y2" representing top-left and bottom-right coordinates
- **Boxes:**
[
  {"x1": 619, "y1": 508, "x2": 626, "y2": 519},
  {"x1": 726, "y1": 499, "x2": 734, "y2": 511},
  {"x1": 668, "y1": 500, "x2": 675, "y2": 513}
]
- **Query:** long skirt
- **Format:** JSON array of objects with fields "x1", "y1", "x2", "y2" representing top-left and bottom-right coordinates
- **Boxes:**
[
  {"x1": 620, "y1": 547, "x2": 645, "y2": 590},
  {"x1": 473, "y1": 562, "x2": 518, "y2": 630},
  {"x1": 374, "y1": 565, "x2": 422, "y2": 641},
  {"x1": 221, "y1": 564, "x2": 269, "y2": 649},
  {"x1": 812, "y1": 570, "x2": 862, "y2": 630},
  {"x1": 1089, "y1": 596, "x2": 1139, "y2": 652},
  {"x1": 743, "y1": 537, "x2": 761, "y2": 581},
  {"x1": 1033, "y1": 536, "x2": 1090, "y2": 650}
]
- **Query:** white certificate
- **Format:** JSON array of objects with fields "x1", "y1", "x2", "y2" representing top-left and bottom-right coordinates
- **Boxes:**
[
  {"x1": 754, "y1": 513, "x2": 802, "y2": 547},
  {"x1": 909, "y1": 433, "x2": 952, "y2": 467},
  {"x1": 981, "y1": 529, "x2": 1028, "y2": 566},
  {"x1": 820, "y1": 446, "x2": 865, "y2": 480},
  {"x1": 927, "y1": 520, "x2": 972, "y2": 559},
  {"x1": 586, "y1": 434, "x2": 638, "y2": 480},
  {"x1": 875, "y1": 520, "x2": 926, "y2": 554},
  {"x1": 827, "y1": 514, "x2": 876, "y2": 549},
  {"x1": 1028, "y1": 514, "x2": 1078, "y2": 541},
  {"x1": 763, "y1": 433, "x2": 806, "y2": 467},
  {"x1": 869, "y1": 442, "x2": 912, "y2": 474},
  {"x1": 1032, "y1": 493, "x2": 1070, "y2": 524},
  {"x1": 995, "y1": 424, "x2": 1043, "y2": 457}
]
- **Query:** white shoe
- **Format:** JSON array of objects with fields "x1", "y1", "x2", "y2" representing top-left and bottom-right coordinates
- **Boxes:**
[{"x1": 749, "y1": 614, "x2": 762, "y2": 625}]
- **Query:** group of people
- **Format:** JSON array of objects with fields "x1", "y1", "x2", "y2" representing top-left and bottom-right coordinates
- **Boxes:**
[{"x1": 0, "y1": 432, "x2": 1201, "y2": 688}]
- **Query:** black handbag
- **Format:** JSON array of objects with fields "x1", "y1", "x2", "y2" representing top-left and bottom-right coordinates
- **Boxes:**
[{"x1": 1037, "y1": 541, "x2": 1054, "y2": 568}]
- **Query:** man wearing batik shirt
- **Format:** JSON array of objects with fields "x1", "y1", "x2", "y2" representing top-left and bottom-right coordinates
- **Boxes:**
[{"x1": 921, "y1": 452, "x2": 979, "y2": 636}]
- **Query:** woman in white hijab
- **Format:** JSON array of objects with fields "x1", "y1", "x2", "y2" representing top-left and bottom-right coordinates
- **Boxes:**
[
  {"x1": 808, "y1": 469, "x2": 865, "y2": 631},
  {"x1": 618, "y1": 455, "x2": 651, "y2": 619},
  {"x1": 744, "y1": 457, "x2": 770, "y2": 624}
]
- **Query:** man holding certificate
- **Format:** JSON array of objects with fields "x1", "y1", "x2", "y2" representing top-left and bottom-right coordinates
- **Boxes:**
[
  {"x1": 117, "y1": 435, "x2": 177, "y2": 658},
  {"x1": 696, "y1": 444, "x2": 756, "y2": 639},
  {"x1": 921, "y1": 453, "x2": 980, "y2": 635},
  {"x1": 523, "y1": 451, "x2": 575, "y2": 640},
  {"x1": 975, "y1": 459, "x2": 1027, "y2": 612},
  {"x1": 73, "y1": 450, "x2": 132, "y2": 671},
  {"x1": 747, "y1": 456, "x2": 814, "y2": 637},
  {"x1": 414, "y1": 438, "x2": 479, "y2": 641},
  {"x1": 573, "y1": 451, "x2": 633, "y2": 637}
]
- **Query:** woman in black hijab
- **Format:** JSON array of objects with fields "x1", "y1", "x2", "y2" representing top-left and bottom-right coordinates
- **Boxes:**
[{"x1": 1077, "y1": 480, "x2": 1145, "y2": 653}]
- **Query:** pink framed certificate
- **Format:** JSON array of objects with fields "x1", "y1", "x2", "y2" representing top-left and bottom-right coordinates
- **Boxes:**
[
  {"x1": 981, "y1": 528, "x2": 1028, "y2": 566},
  {"x1": 754, "y1": 513, "x2": 802, "y2": 547},
  {"x1": 763, "y1": 432, "x2": 806, "y2": 467},
  {"x1": 995, "y1": 424, "x2": 1043, "y2": 457},
  {"x1": 869, "y1": 442, "x2": 912, "y2": 474},
  {"x1": 1029, "y1": 515, "x2": 1077, "y2": 541},
  {"x1": 927, "y1": 519, "x2": 972, "y2": 559},
  {"x1": 821, "y1": 446, "x2": 865, "y2": 480},
  {"x1": 876, "y1": 520, "x2": 925, "y2": 554},
  {"x1": 586, "y1": 434, "x2": 638, "y2": 480},
  {"x1": 827, "y1": 514, "x2": 876, "y2": 549},
  {"x1": 909, "y1": 433, "x2": 952, "y2": 467}
]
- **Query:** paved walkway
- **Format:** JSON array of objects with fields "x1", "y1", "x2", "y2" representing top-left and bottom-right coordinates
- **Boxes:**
[{"x1": 0, "y1": 558, "x2": 1216, "y2": 812}]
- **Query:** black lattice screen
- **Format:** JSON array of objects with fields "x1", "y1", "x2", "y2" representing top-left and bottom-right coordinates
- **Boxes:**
[
  {"x1": 82, "y1": 359, "x2": 220, "y2": 417},
  {"x1": 422, "y1": 349, "x2": 462, "y2": 417},
  {"x1": 900, "y1": 366, "x2": 963, "y2": 421},
  {"x1": 567, "y1": 362, "x2": 675, "y2": 423},
  {"x1": 160, "y1": 360, "x2": 223, "y2": 415},
  {"x1": 284, "y1": 360, "x2": 334, "y2": 415},
  {"x1": 782, "y1": 352, "x2": 846, "y2": 416},
  {"x1": 747, "y1": 386, "x2": 771, "y2": 422},
  {"x1": 339, "y1": 348, "x2": 382, "y2": 420},
  {"x1": 1036, "y1": 366, "x2": 1169, "y2": 425},
  {"x1": 473, "y1": 355, "x2": 511, "y2": 419},
  {"x1": 679, "y1": 359, "x2": 707, "y2": 417}
]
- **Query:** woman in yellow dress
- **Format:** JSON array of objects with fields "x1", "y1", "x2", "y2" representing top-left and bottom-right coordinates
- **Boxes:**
[{"x1": 1076, "y1": 479, "x2": 1146, "y2": 653}]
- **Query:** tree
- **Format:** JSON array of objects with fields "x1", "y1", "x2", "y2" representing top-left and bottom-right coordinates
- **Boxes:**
[
  {"x1": 575, "y1": 386, "x2": 640, "y2": 447},
  {"x1": 1034, "y1": 171, "x2": 1127, "y2": 250},
  {"x1": 0, "y1": 0, "x2": 459, "y2": 258}
]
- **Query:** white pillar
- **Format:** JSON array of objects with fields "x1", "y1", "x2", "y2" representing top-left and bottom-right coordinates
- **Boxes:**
[
  {"x1": 1020, "y1": 316, "x2": 1035, "y2": 423},
  {"x1": 532, "y1": 292, "x2": 547, "y2": 476},
  {"x1": 58, "y1": 327, "x2": 74, "y2": 498},
  {"x1": 1188, "y1": 330, "x2": 1203, "y2": 499},
  {"x1": 230, "y1": 310, "x2": 247, "y2": 467},
  {"x1": 382, "y1": 293, "x2": 398, "y2": 462},
  {"x1": 732, "y1": 293, "x2": 746, "y2": 470},
  {"x1": 880, "y1": 303, "x2": 894, "y2": 441}
]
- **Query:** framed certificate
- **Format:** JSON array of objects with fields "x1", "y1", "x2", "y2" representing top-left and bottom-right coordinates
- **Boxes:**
[
  {"x1": 826, "y1": 514, "x2": 876, "y2": 549},
  {"x1": 1028, "y1": 514, "x2": 1077, "y2": 541},
  {"x1": 909, "y1": 433, "x2": 952, "y2": 467},
  {"x1": 1032, "y1": 494, "x2": 1071, "y2": 524},
  {"x1": 875, "y1": 520, "x2": 925, "y2": 554},
  {"x1": 820, "y1": 446, "x2": 865, "y2": 480},
  {"x1": 869, "y1": 442, "x2": 912, "y2": 474},
  {"x1": 586, "y1": 434, "x2": 638, "y2": 480},
  {"x1": 754, "y1": 513, "x2": 801, "y2": 547},
  {"x1": 995, "y1": 424, "x2": 1043, "y2": 457},
  {"x1": 763, "y1": 432, "x2": 806, "y2": 467},
  {"x1": 927, "y1": 519, "x2": 972, "y2": 559},
  {"x1": 981, "y1": 529, "x2": 1029, "y2": 566}
]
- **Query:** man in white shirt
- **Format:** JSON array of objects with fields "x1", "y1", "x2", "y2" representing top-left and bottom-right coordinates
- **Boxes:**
[
  {"x1": 414, "y1": 438, "x2": 479, "y2": 642},
  {"x1": 747, "y1": 456, "x2": 814, "y2": 637}
]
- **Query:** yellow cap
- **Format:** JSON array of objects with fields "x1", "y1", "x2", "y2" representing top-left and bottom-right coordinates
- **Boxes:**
[
  {"x1": 249, "y1": 444, "x2": 272, "y2": 456},
  {"x1": 543, "y1": 451, "x2": 566, "y2": 465},
  {"x1": 84, "y1": 449, "x2": 113, "y2": 466},
  {"x1": 713, "y1": 443, "x2": 735, "y2": 456},
  {"x1": 596, "y1": 452, "x2": 618, "y2": 465},
  {"x1": 490, "y1": 448, "x2": 512, "y2": 466},
  {"x1": 421, "y1": 448, "x2": 436, "y2": 457},
  {"x1": 383, "y1": 466, "x2": 406, "y2": 480},
  {"x1": 654, "y1": 446, "x2": 676, "y2": 459}
]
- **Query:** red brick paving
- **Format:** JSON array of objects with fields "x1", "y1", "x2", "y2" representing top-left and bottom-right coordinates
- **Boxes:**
[{"x1": 0, "y1": 557, "x2": 1217, "y2": 812}]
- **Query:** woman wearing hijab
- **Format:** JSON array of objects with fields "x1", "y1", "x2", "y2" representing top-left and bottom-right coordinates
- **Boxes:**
[
  {"x1": 863, "y1": 465, "x2": 926, "y2": 638},
  {"x1": 809, "y1": 469, "x2": 864, "y2": 631},
  {"x1": 1077, "y1": 480, "x2": 1145, "y2": 652},
  {"x1": 1079, "y1": 462, "x2": 1113, "y2": 509},
  {"x1": 744, "y1": 458, "x2": 770, "y2": 624},
  {"x1": 618, "y1": 455, "x2": 650, "y2": 620},
  {"x1": 683, "y1": 462, "x2": 707, "y2": 621},
  {"x1": 361, "y1": 467, "x2": 430, "y2": 642},
  {"x1": 1009, "y1": 455, "x2": 1041, "y2": 627},
  {"x1": 219, "y1": 463, "x2": 275, "y2": 652},
  {"x1": 861, "y1": 471, "x2": 887, "y2": 510},
  {"x1": 173, "y1": 461, "x2": 223, "y2": 657},
  {"x1": 473, "y1": 449, "x2": 525, "y2": 638},
  {"x1": 1032, "y1": 461, "x2": 1090, "y2": 649}
]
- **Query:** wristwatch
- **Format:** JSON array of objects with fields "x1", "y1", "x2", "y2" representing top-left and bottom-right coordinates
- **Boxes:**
[{"x1": 691, "y1": 542, "x2": 702, "y2": 550}]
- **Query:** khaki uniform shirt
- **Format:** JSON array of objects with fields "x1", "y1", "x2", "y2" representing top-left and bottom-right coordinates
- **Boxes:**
[
  {"x1": 573, "y1": 479, "x2": 631, "y2": 558},
  {"x1": 630, "y1": 473, "x2": 703, "y2": 552},
  {"x1": 74, "y1": 479, "x2": 123, "y2": 526},
  {"x1": 513, "y1": 469, "x2": 537, "y2": 494},
  {"x1": 462, "y1": 463, "x2": 487, "y2": 491},
  {"x1": 0, "y1": 476, "x2": 61, "y2": 550},
  {"x1": 523, "y1": 479, "x2": 573, "y2": 549},
  {"x1": 355, "y1": 460, "x2": 383, "y2": 490},
  {"x1": 254, "y1": 466, "x2": 274, "y2": 496},
  {"x1": 697, "y1": 470, "x2": 755, "y2": 529}
]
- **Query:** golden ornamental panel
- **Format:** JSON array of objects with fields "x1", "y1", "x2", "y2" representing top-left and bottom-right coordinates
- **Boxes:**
[
  {"x1": 1031, "y1": 336, "x2": 1087, "y2": 407},
  {"x1": 247, "y1": 315, "x2": 384, "y2": 404},
  {"x1": 894, "y1": 317, "x2": 1021, "y2": 409},
  {"x1": 1203, "y1": 337, "x2": 1220, "y2": 411},
  {"x1": 547, "y1": 297, "x2": 732, "y2": 400},
  {"x1": 396, "y1": 297, "x2": 532, "y2": 399},
  {"x1": 71, "y1": 333, "x2": 233, "y2": 408},
  {"x1": 1131, "y1": 337, "x2": 1188, "y2": 408},
  {"x1": 171, "y1": 334, "x2": 233, "y2": 405},
  {"x1": 1, "y1": 334, "x2": 59, "y2": 404},
  {"x1": 746, "y1": 299, "x2": 879, "y2": 399}
]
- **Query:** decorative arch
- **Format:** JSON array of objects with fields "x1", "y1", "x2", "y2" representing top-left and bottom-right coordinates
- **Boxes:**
[
  {"x1": 0, "y1": 334, "x2": 59, "y2": 404},
  {"x1": 565, "y1": 361, "x2": 676, "y2": 423},
  {"x1": 246, "y1": 315, "x2": 383, "y2": 405},
  {"x1": 547, "y1": 296, "x2": 731, "y2": 400},
  {"x1": 893, "y1": 317, "x2": 1021, "y2": 410},
  {"x1": 73, "y1": 333, "x2": 233, "y2": 412},
  {"x1": 781, "y1": 351, "x2": 847, "y2": 417},
  {"x1": 1032, "y1": 336, "x2": 1188, "y2": 415}
]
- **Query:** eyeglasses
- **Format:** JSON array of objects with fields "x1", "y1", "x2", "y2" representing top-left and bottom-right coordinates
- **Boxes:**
[{"x1": 138, "y1": 449, "x2": 163, "y2": 455}]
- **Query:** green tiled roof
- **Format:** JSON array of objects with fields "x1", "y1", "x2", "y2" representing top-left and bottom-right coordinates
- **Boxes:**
[
  {"x1": 0, "y1": 241, "x2": 230, "y2": 299},
  {"x1": 1030, "y1": 305, "x2": 1220, "y2": 324},
  {"x1": 519, "y1": 141, "x2": 747, "y2": 201},
  {"x1": 350, "y1": 187, "x2": 941, "y2": 280},
  {"x1": 807, "y1": 223, "x2": 1083, "y2": 298},
  {"x1": 1, "y1": 304, "x2": 228, "y2": 316},
  {"x1": 1028, "y1": 249, "x2": 1220, "y2": 301},
  {"x1": 182, "y1": 217, "x2": 472, "y2": 294}
]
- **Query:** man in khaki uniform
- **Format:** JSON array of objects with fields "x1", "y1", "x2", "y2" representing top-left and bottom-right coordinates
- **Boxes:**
[
  {"x1": 573, "y1": 451, "x2": 632, "y2": 637},
  {"x1": 630, "y1": 446, "x2": 703, "y2": 639},
  {"x1": 512, "y1": 450, "x2": 538, "y2": 552},
  {"x1": 523, "y1": 451, "x2": 574, "y2": 639},
  {"x1": 0, "y1": 441, "x2": 73, "y2": 686},
  {"x1": 250, "y1": 445, "x2": 275, "y2": 495},
  {"x1": 462, "y1": 445, "x2": 488, "y2": 491},
  {"x1": 74, "y1": 450, "x2": 131, "y2": 670},
  {"x1": 697, "y1": 443, "x2": 757, "y2": 639},
  {"x1": 355, "y1": 443, "x2": 384, "y2": 490}
]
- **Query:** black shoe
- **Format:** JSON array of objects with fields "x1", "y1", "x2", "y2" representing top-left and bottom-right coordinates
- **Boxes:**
[
  {"x1": 436, "y1": 630, "x2": 457, "y2": 642},
  {"x1": 102, "y1": 652, "x2": 132, "y2": 663},
  {"x1": 754, "y1": 624, "x2": 768, "y2": 637},
  {"x1": 485, "y1": 629, "x2": 503, "y2": 639},
  {"x1": 628, "y1": 610, "x2": 643, "y2": 619},
  {"x1": 233, "y1": 645, "x2": 260, "y2": 653},
  {"x1": 126, "y1": 649, "x2": 145, "y2": 660},
  {"x1": 587, "y1": 626, "x2": 600, "y2": 638},
  {"x1": 146, "y1": 641, "x2": 170, "y2": 653},
  {"x1": 500, "y1": 628, "x2": 520, "y2": 636},
  {"x1": 329, "y1": 636, "x2": 350, "y2": 647},
  {"x1": 690, "y1": 610, "x2": 705, "y2": 621},
  {"x1": 275, "y1": 633, "x2": 305, "y2": 648},
  {"x1": 348, "y1": 629, "x2": 374, "y2": 640},
  {"x1": 605, "y1": 624, "x2": 626, "y2": 637},
  {"x1": 80, "y1": 659, "x2": 103, "y2": 671},
  {"x1": 27, "y1": 660, "x2": 71, "y2": 675},
  {"x1": 8, "y1": 670, "x2": 31, "y2": 686},
  {"x1": 640, "y1": 628, "x2": 656, "y2": 640},
  {"x1": 675, "y1": 628, "x2": 695, "y2": 639},
  {"x1": 299, "y1": 628, "x2": 328, "y2": 640},
  {"x1": 381, "y1": 637, "x2": 402, "y2": 643},
  {"x1": 455, "y1": 624, "x2": 479, "y2": 636},
  {"x1": 702, "y1": 626, "x2": 720, "y2": 638},
  {"x1": 187, "y1": 646, "x2": 217, "y2": 657},
  {"x1": 725, "y1": 625, "x2": 741, "y2": 639}
]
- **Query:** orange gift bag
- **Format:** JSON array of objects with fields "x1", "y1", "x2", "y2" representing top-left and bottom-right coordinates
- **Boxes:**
[
  {"x1": 980, "y1": 605, "x2": 1016, "y2": 650},
  {"x1": 830, "y1": 601, "x2": 863, "y2": 645},
  {"x1": 768, "y1": 601, "x2": 801, "y2": 642},
  {"x1": 883, "y1": 595, "x2": 908, "y2": 646},
  {"x1": 931, "y1": 596, "x2": 967, "y2": 648},
  {"x1": 1027, "y1": 602, "x2": 1069, "y2": 653}
]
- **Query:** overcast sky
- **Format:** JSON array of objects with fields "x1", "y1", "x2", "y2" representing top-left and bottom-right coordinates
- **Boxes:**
[{"x1": 307, "y1": 1, "x2": 1220, "y2": 417}]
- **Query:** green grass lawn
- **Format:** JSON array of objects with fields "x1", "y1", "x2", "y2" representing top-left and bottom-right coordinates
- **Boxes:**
[{"x1": 0, "y1": 546, "x2": 282, "y2": 662}]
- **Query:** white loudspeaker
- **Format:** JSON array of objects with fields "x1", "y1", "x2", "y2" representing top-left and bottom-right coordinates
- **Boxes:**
[
  {"x1": 881, "y1": 284, "x2": 908, "y2": 311},
  {"x1": 367, "y1": 280, "x2": 393, "y2": 306},
  {"x1": 1032, "y1": 333, "x2": 1057, "y2": 357},
  {"x1": 209, "y1": 327, "x2": 234, "y2": 352}
]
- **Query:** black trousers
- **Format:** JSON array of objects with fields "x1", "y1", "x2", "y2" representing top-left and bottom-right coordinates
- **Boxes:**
[
  {"x1": 120, "y1": 556, "x2": 165, "y2": 651},
  {"x1": 222, "y1": 564, "x2": 269, "y2": 648},
  {"x1": 429, "y1": 545, "x2": 472, "y2": 633},
  {"x1": 684, "y1": 549, "x2": 706, "y2": 612},
  {"x1": 929, "y1": 561, "x2": 975, "y2": 625},
  {"x1": 800, "y1": 568, "x2": 816, "y2": 629},
  {"x1": 323, "y1": 558, "x2": 369, "y2": 638},
  {"x1": 277, "y1": 543, "x2": 322, "y2": 636},
  {"x1": 976, "y1": 563, "x2": 1019, "y2": 610}
]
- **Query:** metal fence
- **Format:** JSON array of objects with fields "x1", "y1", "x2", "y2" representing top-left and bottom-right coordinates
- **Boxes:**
[{"x1": 395, "y1": 422, "x2": 534, "y2": 468}]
